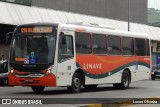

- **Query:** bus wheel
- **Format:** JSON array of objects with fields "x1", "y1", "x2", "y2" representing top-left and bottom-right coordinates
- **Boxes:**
[
  {"x1": 31, "y1": 86, "x2": 45, "y2": 93},
  {"x1": 67, "y1": 73, "x2": 81, "y2": 93},
  {"x1": 113, "y1": 71, "x2": 130, "y2": 89},
  {"x1": 84, "y1": 85, "x2": 97, "y2": 90}
]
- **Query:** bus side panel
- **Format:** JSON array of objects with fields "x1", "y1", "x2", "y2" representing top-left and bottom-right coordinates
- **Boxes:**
[
  {"x1": 94, "y1": 70, "x2": 122, "y2": 84},
  {"x1": 131, "y1": 56, "x2": 150, "y2": 82},
  {"x1": 56, "y1": 58, "x2": 75, "y2": 86},
  {"x1": 76, "y1": 55, "x2": 150, "y2": 84},
  {"x1": 131, "y1": 65, "x2": 150, "y2": 82}
]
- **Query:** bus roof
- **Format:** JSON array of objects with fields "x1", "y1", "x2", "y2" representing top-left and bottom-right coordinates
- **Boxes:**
[
  {"x1": 60, "y1": 23, "x2": 148, "y2": 39},
  {"x1": 15, "y1": 22, "x2": 149, "y2": 39},
  {"x1": 16, "y1": 22, "x2": 59, "y2": 28}
]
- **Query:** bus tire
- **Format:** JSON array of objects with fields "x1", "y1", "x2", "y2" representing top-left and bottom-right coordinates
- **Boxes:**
[
  {"x1": 67, "y1": 72, "x2": 82, "y2": 93},
  {"x1": 113, "y1": 71, "x2": 130, "y2": 89},
  {"x1": 31, "y1": 86, "x2": 45, "y2": 93},
  {"x1": 84, "y1": 85, "x2": 97, "y2": 90}
]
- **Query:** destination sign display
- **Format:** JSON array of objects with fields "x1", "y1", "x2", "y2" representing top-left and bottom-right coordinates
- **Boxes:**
[{"x1": 20, "y1": 27, "x2": 53, "y2": 33}]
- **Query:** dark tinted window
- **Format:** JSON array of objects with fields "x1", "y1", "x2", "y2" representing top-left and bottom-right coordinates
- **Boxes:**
[
  {"x1": 122, "y1": 37, "x2": 134, "y2": 55},
  {"x1": 75, "y1": 32, "x2": 91, "y2": 54},
  {"x1": 157, "y1": 41, "x2": 160, "y2": 52},
  {"x1": 92, "y1": 34, "x2": 106, "y2": 54},
  {"x1": 135, "y1": 38, "x2": 146, "y2": 56},
  {"x1": 146, "y1": 39, "x2": 150, "y2": 56},
  {"x1": 108, "y1": 35, "x2": 121, "y2": 55}
]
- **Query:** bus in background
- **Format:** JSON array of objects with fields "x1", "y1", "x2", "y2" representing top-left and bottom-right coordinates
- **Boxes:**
[{"x1": 8, "y1": 22, "x2": 151, "y2": 93}]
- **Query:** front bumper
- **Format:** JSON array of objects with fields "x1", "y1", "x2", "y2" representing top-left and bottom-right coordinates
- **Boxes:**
[{"x1": 8, "y1": 73, "x2": 56, "y2": 86}]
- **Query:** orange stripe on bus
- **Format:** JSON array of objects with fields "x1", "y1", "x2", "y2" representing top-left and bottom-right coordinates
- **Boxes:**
[
  {"x1": 15, "y1": 58, "x2": 26, "y2": 61},
  {"x1": 75, "y1": 27, "x2": 86, "y2": 32},
  {"x1": 76, "y1": 55, "x2": 150, "y2": 75}
]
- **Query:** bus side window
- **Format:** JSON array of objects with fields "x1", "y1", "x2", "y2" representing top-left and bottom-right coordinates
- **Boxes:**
[
  {"x1": 75, "y1": 32, "x2": 91, "y2": 54},
  {"x1": 92, "y1": 34, "x2": 106, "y2": 54},
  {"x1": 122, "y1": 37, "x2": 134, "y2": 55},
  {"x1": 108, "y1": 35, "x2": 121, "y2": 55},
  {"x1": 135, "y1": 38, "x2": 146, "y2": 56},
  {"x1": 146, "y1": 39, "x2": 150, "y2": 56},
  {"x1": 58, "y1": 33, "x2": 74, "y2": 62}
]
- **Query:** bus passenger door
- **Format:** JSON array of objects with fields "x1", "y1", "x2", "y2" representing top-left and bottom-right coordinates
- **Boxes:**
[{"x1": 57, "y1": 31, "x2": 75, "y2": 86}]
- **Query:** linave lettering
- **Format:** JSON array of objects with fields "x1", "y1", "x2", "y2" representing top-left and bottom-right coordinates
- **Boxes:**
[{"x1": 83, "y1": 64, "x2": 102, "y2": 69}]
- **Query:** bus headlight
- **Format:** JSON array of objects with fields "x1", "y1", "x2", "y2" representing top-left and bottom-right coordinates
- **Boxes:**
[
  {"x1": 10, "y1": 69, "x2": 14, "y2": 74},
  {"x1": 9, "y1": 67, "x2": 15, "y2": 75},
  {"x1": 46, "y1": 67, "x2": 52, "y2": 75}
]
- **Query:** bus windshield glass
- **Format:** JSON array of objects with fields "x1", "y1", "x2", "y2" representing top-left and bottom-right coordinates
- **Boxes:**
[{"x1": 10, "y1": 34, "x2": 56, "y2": 64}]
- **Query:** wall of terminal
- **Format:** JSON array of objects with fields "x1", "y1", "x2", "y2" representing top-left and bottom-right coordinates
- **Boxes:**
[
  {"x1": 0, "y1": 24, "x2": 16, "y2": 60},
  {"x1": 31, "y1": 0, "x2": 147, "y2": 24}
]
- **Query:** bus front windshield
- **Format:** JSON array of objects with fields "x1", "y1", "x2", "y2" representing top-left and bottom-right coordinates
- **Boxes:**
[{"x1": 10, "y1": 34, "x2": 56, "y2": 65}]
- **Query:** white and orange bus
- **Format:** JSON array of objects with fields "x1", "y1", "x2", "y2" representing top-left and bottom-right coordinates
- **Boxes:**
[{"x1": 8, "y1": 22, "x2": 151, "y2": 93}]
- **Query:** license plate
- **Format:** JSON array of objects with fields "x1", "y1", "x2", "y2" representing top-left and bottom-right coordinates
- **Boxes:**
[{"x1": 25, "y1": 80, "x2": 33, "y2": 83}]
